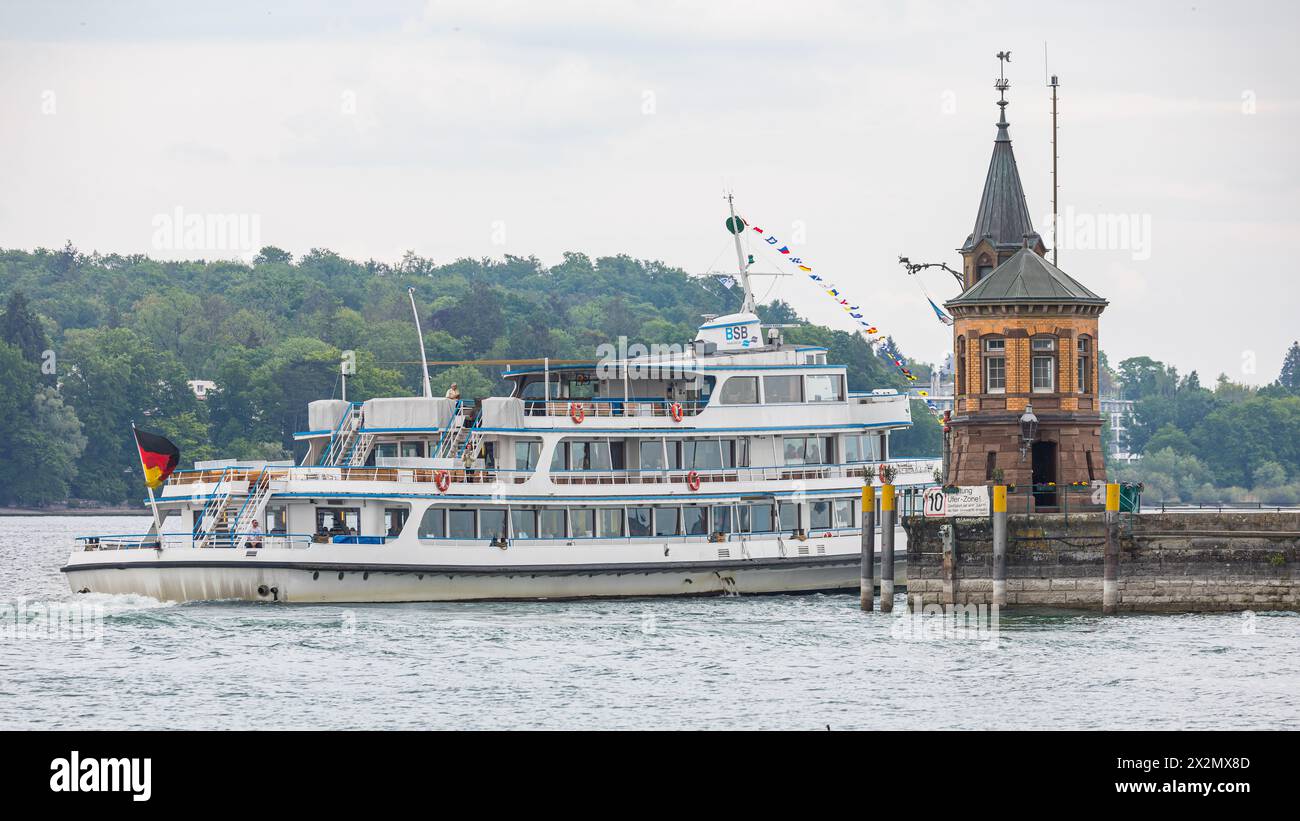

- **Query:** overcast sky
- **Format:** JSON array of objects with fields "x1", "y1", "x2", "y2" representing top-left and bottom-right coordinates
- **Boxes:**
[{"x1": 1, "y1": 0, "x2": 1296, "y2": 384}]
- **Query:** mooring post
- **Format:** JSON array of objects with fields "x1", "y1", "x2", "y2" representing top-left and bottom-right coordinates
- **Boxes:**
[
  {"x1": 860, "y1": 483, "x2": 876, "y2": 611},
  {"x1": 940, "y1": 523, "x2": 956, "y2": 605},
  {"x1": 992, "y1": 484, "x2": 1007, "y2": 607},
  {"x1": 1103, "y1": 482, "x2": 1120, "y2": 614},
  {"x1": 880, "y1": 483, "x2": 896, "y2": 613}
]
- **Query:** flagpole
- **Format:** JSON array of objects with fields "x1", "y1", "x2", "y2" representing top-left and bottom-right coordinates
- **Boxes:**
[{"x1": 132, "y1": 422, "x2": 165, "y2": 548}]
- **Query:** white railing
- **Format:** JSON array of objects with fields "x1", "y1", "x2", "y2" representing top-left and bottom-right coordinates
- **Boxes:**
[{"x1": 75, "y1": 533, "x2": 315, "y2": 552}]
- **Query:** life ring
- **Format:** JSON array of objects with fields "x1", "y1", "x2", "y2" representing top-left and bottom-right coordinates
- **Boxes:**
[
  {"x1": 878, "y1": 463, "x2": 889, "y2": 484},
  {"x1": 686, "y1": 470, "x2": 701, "y2": 491},
  {"x1": 434, "y1": 470, "x2": 451, "y2": 492},
  {"x1": 670, "y1": 402, "x2": 684, "y2": 423},
  {"x1": 569, "y1": 402, "x2": 585, "y2": 424}
]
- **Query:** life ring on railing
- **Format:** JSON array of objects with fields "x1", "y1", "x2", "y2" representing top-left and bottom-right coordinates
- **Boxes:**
[
  {"x1": 434, "y1": 470, "x2": 451, "y2": 492},
  {"x1": 686, "y1": 470, "x2": 701, "y2": 491},
  {"x1": 569, "y1": 402, "x2": 585, "y2": 424},
  {"x1": 670, "y1": 402, "x2": 684, "y2": 423}
]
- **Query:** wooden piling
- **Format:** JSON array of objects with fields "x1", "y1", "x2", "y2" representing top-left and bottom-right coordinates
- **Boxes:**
[
  {"x1": 992, "y1": 484, "x2": 1007, "y2": 607},
  {"x1": 880, "y1": 483, "x2": 896, "y2": 613},
  {"x1": 1103, "y1": 482, "x2": 1120, "y2": 614},
  {"x1": 860, "y1": 484, "x2": 876, "y2": 611}
]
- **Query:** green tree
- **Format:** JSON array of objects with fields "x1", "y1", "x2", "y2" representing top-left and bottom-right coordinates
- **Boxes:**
[
  {"x1": 1, "y1": 290, "x2": 49, "y2": 363},
  {"x1": 1278, "y1": 341, "x2": 1300, "y2": 392}
]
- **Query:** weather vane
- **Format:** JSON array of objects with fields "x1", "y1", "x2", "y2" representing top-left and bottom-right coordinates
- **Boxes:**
[{"x1": 995, "y1": 50, "x2": 1011, "y2": 102}]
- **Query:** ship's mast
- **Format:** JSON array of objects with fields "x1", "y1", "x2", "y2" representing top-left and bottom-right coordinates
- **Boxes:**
[{"x1": 725, "y1": 192, "x2": 757, "y2": 314}]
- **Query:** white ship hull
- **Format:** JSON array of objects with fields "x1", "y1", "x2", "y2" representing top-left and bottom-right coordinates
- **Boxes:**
[{"x1": 64, "y1": 531, "x2": 907, "y2": 603}]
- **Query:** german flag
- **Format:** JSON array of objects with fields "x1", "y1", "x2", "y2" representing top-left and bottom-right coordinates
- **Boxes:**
[{"x1": 134, "y1": 428, "x2": 180, "y2": 489}]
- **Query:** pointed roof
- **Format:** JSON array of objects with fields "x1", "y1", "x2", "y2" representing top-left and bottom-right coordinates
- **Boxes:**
[
  {"x1": 960, "y1": 104, "x2": 1042, "y2": 254},
  {"x1": 946, "y1": 247, "x2": 1107, "y2": 306}
]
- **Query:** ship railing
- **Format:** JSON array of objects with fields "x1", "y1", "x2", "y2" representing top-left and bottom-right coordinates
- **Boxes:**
[
  {"x1": 522, "y1": 398, "x2": 707, "y2": 419},
  {"x1": 163, "y1": 458, "x2": 944, "y2": 489},
  {"x1": 74, "y1": 533, "x2": 316, "y2": 552}
]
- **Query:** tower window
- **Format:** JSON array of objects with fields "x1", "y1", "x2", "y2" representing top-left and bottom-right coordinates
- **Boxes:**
[
  {"x1": 1077, "y1": 336, "x2": 1092, "y2": 394},
  {"x1": 983, "y1": 337, "x2": 1005, "y2": 394},
  {"x1": 976, "y1": 253, "x2": 993, "y2": 281},
  {"x1": 1031, "y1": 336, "x2": 1057, "y2": 393}
]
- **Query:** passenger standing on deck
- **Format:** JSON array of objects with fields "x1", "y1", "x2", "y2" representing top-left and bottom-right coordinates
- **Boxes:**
[
  {"x1": 248, "y1": 519, "x2": 263, "y2": 550},
  {"x1": 445, "y1": 382, "x2": 460, "y2": 401}
]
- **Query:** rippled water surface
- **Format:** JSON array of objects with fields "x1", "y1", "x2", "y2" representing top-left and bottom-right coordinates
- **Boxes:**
[{"x1": 2, "y1": 516, "x2": 1297, "y2": 730}]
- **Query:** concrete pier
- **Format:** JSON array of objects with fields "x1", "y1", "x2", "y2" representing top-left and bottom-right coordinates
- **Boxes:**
[
  {"x1": 880, "y1": 484, "x2": 896, "y2": 612},
  {"x1": 860, "y1": 484, "x2": 875, "y2": 612}
]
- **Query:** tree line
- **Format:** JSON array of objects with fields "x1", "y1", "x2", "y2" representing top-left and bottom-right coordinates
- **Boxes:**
[{"x1": 0, "y1": 243, "x2": 933, "y2": 506}]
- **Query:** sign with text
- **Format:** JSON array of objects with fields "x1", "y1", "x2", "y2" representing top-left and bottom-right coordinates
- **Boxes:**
[{"x1": 923, "y1": 486, "x2": 991, "y2": 518}]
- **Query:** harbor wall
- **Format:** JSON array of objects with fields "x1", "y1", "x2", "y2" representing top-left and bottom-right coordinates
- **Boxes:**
[{"x1": 903, "y1": 512, "x2": 1300, "y2": 612}]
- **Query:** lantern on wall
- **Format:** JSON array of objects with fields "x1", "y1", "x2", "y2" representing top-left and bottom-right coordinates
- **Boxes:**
[{"x1": 1019, "y1": 404, "x2": 1039, "y2": 460}]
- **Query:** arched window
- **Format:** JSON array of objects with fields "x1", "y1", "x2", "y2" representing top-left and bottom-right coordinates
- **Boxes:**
[
  {"x1": 982, "y1": 336, "x2": 1006, "y2": 394},
  {"x1": 976, "y1": 253, "x2": 994, "y2": 281},
  {"x1": 1031, "y1": 335, "x2": 1057, "y2": 393},
  {"x1": 1077, "y1": 335, "x2": 1092, "y2": 394}
]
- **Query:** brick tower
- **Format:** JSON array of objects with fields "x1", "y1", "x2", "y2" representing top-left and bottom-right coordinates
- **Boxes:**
[{"x1": 943, "y1": 58, "x2": 1108, "y2": 504}]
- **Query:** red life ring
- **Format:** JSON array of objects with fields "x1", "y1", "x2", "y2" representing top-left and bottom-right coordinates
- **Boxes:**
[
  {"x1": 434, "y1": 470, "x2": 451, "y2": 492},
  {"x1": 686, "y1": 470, "x2": 701, "y2": 491},
  {"x1": 878, "y1": 463, "x2": 889, "y2": 484},
  {"x1": 670, "y1": 402, "x2": 684, "y2": 423},
  {"x1": 569, "y1": 402, "x2": 585, "y2": 424}
]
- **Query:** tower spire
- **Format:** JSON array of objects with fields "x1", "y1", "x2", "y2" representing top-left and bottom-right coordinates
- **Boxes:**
[{"x1": 995, "y1": 50, "x2": 1012, "y2": 141}]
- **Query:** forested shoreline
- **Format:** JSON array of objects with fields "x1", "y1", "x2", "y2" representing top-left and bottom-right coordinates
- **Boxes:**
[{"x1": 0, "y1": 243, "x2": 935, "y2": 506}]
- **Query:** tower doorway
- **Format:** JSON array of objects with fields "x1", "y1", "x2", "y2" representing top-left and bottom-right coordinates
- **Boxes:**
[{"x1": 1031, "y1": 441, "x2": 1057, "y2": 508}]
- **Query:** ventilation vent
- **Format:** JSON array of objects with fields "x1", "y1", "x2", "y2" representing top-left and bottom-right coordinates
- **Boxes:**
[
  {"x1": 797, "y1": 545, "x2": 810, "y2": 556},
  {"x1": 717, "y1": 548, "x2": 730, "y2": 559},
  {"x1": 815, "y1": 544, "x2": 826, "y2": 555}
]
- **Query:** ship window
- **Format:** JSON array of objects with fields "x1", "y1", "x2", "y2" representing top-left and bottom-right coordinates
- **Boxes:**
[
  {"x1": 316, "y1": 507, "x2": 360, "y2": 537},
  {"x1": 628, "y1": 507, "x2": 652, "y2": 537},
  {"x1": 374, "y1": 442, "x2": 398, "y2": 460},
  {"x1": 810, "y1": 500, "x2": 832, "y2": 530},
  {"x1": 640, "y1": 439, "x2": 666, "y2": 471},
  {"x1": 570, "y1": 508, "x2": 595, "y2": 538},
  {"x1": 480, "y1": 509, "x2": 507, "y2": 540},
  {"x1": 265, "y1": 504, "x2": 288, "y2": 535},
  {"x1": 738, "y1": 503, "x2": 774, "y2": 533},
  {"x1": 418, "y1": 508, "x2": 445, "y2": 539},
  {"x1": 511, "y1": 509, "x2": 538, "y2": 539},
  {"x1": 844, "y1": 434, "x2": 881, "y2": 463},
  {"x1": 683, "y1": 439, "x2": 724, "y2": 470},
  {"x1": 833, "y1": 499, "x2": 855, "y2": 528},
  {"x1": 711, "y1": 505, "x2": 732, "y2": 534},
  {"x1": 384, "y1": 506, "x2": 410, "y2": 539},
  {"x1": 597, "y1": 508, "x2": 623, "y2": 538},
  {"x1": 515, "y1": 440, "x2": 542, "y2": 471},
  {"x1": 540, "y1": 508, "x2": 567, "y2": 539},
  {"x1": 654, "y1": 507, "x2": 681, "y2": 537},
  {"x1": 784, "y1": 436, "x2": 833, "y2": 466},
  {"x1": 806, "y1": 374, "x2": 844, "y2": 402},
  {"x1": 447, "y1": 509, "x2": 475, "y2": 540},
  {"x1": 718, "y1": 376, "x2": 759, "y2": 405},
  {"x1": 682, "y1": 506, "x2": 708, "y2": 536},
  {"x1": 778, "y1": 502, "x2": 801, "y2": 532},
  {"x1": 400, "y1": 441, "x2": 424, "y2": 459},
  {"x1": 763, "y1": 374, "x2": 803, "y2": 403}
]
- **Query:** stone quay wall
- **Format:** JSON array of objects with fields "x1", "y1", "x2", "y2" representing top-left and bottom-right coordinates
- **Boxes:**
[{"x1": 903, "y1": 512, "x2": 1300, "y2": 612}]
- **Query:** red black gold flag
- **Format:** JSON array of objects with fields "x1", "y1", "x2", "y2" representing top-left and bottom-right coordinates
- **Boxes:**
[{"x1": 134, "y1": 428, "x2": 180, "y2": 489}]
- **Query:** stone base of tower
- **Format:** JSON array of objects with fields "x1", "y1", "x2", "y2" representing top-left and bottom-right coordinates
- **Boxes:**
[{"x1": 946, "y1": 416, "x2": 1106, "y2": 491}]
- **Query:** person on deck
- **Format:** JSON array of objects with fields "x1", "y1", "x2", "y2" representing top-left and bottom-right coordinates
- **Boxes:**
[
  {"x1": 445, "y1": 382, "x2": 460, "y2": 401},
  {"x1": 248, "y1": 520, "x2": 263, "y2": 550}
]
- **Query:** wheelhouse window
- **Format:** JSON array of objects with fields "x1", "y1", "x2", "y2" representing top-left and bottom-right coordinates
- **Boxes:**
[
  {"x1": 983, "y1": 337, "x2": 1006, "y2": 394},
  {"x1": 763, "y1": 374, "x2": 803, "y2": 403},
  {"x1": 806, "y1": 374, "x2": 844, "y2": 402},
  {"x1": 1031, "y1": 336, "x2": 1056, "y2": 393},
  {"x1": 1077, "y1": 336, "x2": 1092, "y2": 394},
  {"x1": 718, "y1": 376, "x2": 759, "y2": 405}
]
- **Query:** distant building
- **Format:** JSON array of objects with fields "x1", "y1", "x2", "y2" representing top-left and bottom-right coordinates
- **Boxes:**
[
  {"x1": 1100, "y1": 395, "x2": 1137, "y2": 462},
  {"x1": 188, "y1": 379, "x2": 218, "y2": 400}
]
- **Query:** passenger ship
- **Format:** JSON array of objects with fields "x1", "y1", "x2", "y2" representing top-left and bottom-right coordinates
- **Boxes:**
[{"x1": 63, "y1": 210, "x2": 940, "y2": 603}]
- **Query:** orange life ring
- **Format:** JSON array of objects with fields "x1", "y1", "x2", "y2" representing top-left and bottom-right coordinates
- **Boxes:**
[
  {"x1": 569, "y1": 402, "x2": 585, "y2": 424},
  {"x1": 670, "y1": 402, "x2": 684, "y2": 423},
  {"x1": 434, "y1": 470, "x2": 451, "y2": 492},
  {"x1": 686, "y1": 470, "x2": 701, "y2": 491},
  {"x1": 878, "y1": 463, "x2": 889, "y2": 484}
]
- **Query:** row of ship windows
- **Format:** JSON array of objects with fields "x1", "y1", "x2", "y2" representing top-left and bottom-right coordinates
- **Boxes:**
[
  {"x1": 519, "y1": 433, "x2": 886, "y2": 472},
  {"x1": 716, "y1": 373, "x2": 844, "y2": 405},
  {"x1": 415, "y1": 499, "x2": 858, "y2": 540}
]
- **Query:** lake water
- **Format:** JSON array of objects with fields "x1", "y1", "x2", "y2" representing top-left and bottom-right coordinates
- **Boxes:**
[{"x1": 2, "y1": 516, "x2": 1297, "y2": 730}]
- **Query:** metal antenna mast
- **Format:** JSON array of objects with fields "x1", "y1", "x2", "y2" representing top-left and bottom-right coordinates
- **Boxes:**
[
  {"x1": 1046, "y1": 47, "x2": 1060, "y2": 267},
  {"x1": 724, "y1": 191, "x2": 757, "y2": 314}
]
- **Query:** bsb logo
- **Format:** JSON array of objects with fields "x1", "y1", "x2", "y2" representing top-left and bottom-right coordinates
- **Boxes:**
[{"x1": 723, "y1": 324, "x2": 753, "y2": 347}]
